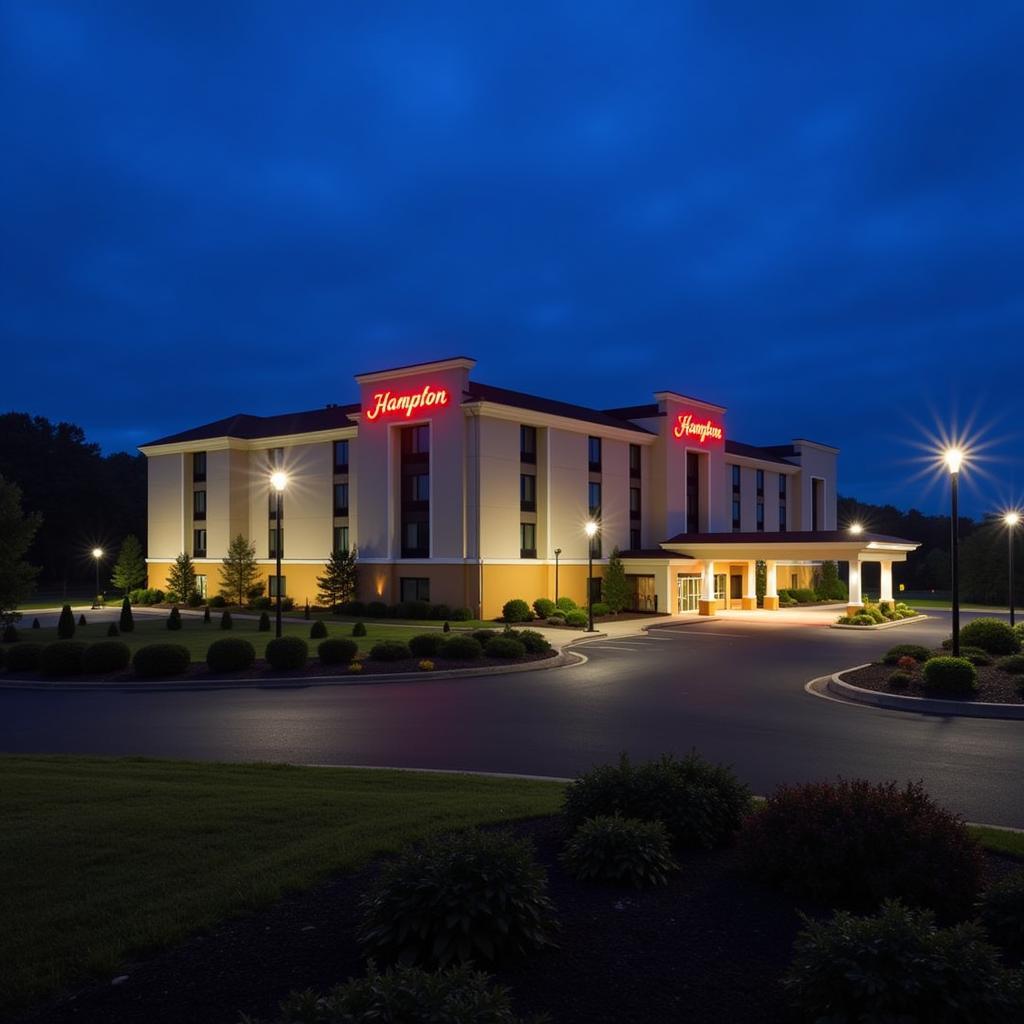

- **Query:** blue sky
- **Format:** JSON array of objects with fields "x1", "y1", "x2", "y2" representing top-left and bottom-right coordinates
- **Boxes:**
[{"x1": 2, "y1": 2, "x2": 1022, "y2": 516}]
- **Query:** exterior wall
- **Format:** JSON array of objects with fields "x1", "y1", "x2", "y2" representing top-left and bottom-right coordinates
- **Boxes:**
[
  {"x1": 477, "y1": 415, "x2": 521, "y2": 559},
  {"x1": 148, "y1": 453, "x2": 185, "y2": 559}
]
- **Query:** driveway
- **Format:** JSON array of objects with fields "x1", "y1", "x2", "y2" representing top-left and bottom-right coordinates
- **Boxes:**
[{"x1": 2, "y1": 609, "x2": 1022, "y2": 827}]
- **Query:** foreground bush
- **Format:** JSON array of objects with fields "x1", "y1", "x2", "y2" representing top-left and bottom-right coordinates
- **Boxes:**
[
  {"x1": 408, "y1": 633, "x2": 444, "y2": 657},
  {"x1": 206, "y1": 638, "x2": 256, "y2": 672},
  {"x1": 959, "y1": 617, "x2": 1021, "y2": 656},
  {"x1": 564, "y1": 752, "x2": 752, "y2": 850},
  {"x1": 132, "y1": 643, "x2": 191, "y2": 678},
  {"x1": 369, "y1": 640, "x2": 411, "y2": 662},
  {"x1": 359, "y1": 829, "x2": 557, "y2": 967},
  {"x1": 977, "y1": 870, "x2": 1024, "y2": 951},
  {"x1": 555, "y1": 596, "x2": 576, "y2": 612},
  {"x1": 882, "y1": 643, "x2": 931, "y2": 664},
  {"x1": 440, "y1": 635, "x2": 483, "y2": 660},
  {"x1": 81, "y1": 640, "x2": 131, "y2": 673},
  {"x1": 318, "y1": 638, "x2": 358, "y2": 665},
  {"x1": 40, "y1": 641, "x2": 88, "y2": 675},
  {"x1": 739, "y1": 778, "x2": 983, "y2": 918},
  {"x1": 352, "y1": 621, "x2": 367, "y2": 637},
  {"x1": 782, "y1": 901, "x2": 1023, "y2": 1023},
  {"x1": 998, "y1": 653, "x2": 1024, "y2": 674},
  {"x1": 484, "y1": 636, "x2": 526, "y2": 659},
  {"x1": 309, "y1": 619, "x2": 327, "y2": 639},
  {"x1": 6, "y1": 642, "x2": 44, "y2": 671},
  {"x1": 533, "y1": 597, "x2": 555, "y2": 619},
  {"x1": 502, "y1": 598, "x2": 532, "y2": 623},
  {"x1": 923, "y1": 656, "x2": 978, "y2": 695},
  {"x1": 266, "y1": 636, "x2": 308, "y2": 670},
  {"x1": 562, "y1": 816, "x2": 677, "y2": 889},
  {"x1": 247, "y1": 963, "x2": 537, "y2": 1024},
  {"x1": 564, "y1": 609, "x2": 588, "y2": 628},
  {"x1": 515, "y1": 629, "x2": 551, "y2": 654}
]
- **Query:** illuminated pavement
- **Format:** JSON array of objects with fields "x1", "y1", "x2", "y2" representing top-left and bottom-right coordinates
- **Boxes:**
[{"x1": 2, "y1": 609, "x2": 1022, "y2": 827}]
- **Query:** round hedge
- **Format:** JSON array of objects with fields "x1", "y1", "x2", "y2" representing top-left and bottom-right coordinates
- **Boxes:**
[
  {"x1": 40, "y1": 640, "x2": 89, "y2": 675},
  {"x1": 998, "y1": 654, "x2": 1024, "y2": 675},
  {"x1": 882, "y1": 644, "x2": 932, "y2": 665},
  {"x1": 6, "y1": 642, "x2": 44, "y2": 671},
  {"x1": 516, "y1": 629, "x2": 551, "y2": 654},
  {"x1": 922, "y1": 656, "x2": 977, "y2": 695},
  {"x1": 133, "y1": 643, "x2": 191, "y2": 678},
  {"x1": 564, "y1": 609, "x2": 588, "y2": 628},
  {"x1": 369, "y1": 640, "x2": 411, "y2": 662},
  {"x1": 409, "y1": 633, "x2": 445, "y2": 657},
  {"x1": 206, "y1": 638, "x2": 256, "y2": 672},
  {"x1": 265, "y1": 636, "x2": 308, "y2": 670},
  {"x1": 352, "y1": 621, "x2": 367, "y2": 637},
  {"x1": 81, "y1": 640, "x2": 131, "y2": 673},
  {"x1": 958, "y1": 618, "x2": 1020, "y2": 656},
  {"x1": 484, "y1": 636, "x2": 526, "y2": 659},
  {"x1": 471, "y1": 629, "x2": 497, "y2": 643},
  {"x1": 440, "y1": 635, "x2": 483, "y2": 660},
  {"x1": 533, "y1": 598, "x2": 556, "y2": 619},
  {"x1": 502, "y1": 598, "x2": 532, "y2": 623},
  {"x1": 309, "y1": 619, "x2": 328, "y2": 639},
  {"x1": 318, "y1": 638, "x2": 358, "y2": 664}
]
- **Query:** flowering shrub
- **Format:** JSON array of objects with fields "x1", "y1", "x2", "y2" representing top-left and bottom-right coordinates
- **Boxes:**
[
  {"x1": 418, "y1": 659, "x2": 435, "y2": 671},
  {"x1": 896, "y1": 655, "x2": 918, "y2": 672},
  {"x1": 348, "y1": 661, "x2": 363, "y2": 674}
]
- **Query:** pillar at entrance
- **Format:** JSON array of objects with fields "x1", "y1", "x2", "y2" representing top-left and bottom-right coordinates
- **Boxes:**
[
  {"x1": 847, "y1": 557, "x2": 864, "y2": 616},
  {"x1": 741, "y1": 560, "x2": 757, "y2": 610},
  {"x1": 698, "y1": 560, "x2": 717, "y2": 616},
  {"x1": 879, "y1": 560, "x2": 894, "y2": 605},
  {"x1": 653, "y1": 564, "x2": 675, "y2": 616},
  {"x1": 763, "y1": 560, "x2": 779, "y2": 610}
]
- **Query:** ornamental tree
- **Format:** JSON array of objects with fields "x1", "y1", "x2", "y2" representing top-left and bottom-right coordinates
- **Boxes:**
[
  {"x1": 167, "y1": 552, "x2": 197, "y2": 605},
  {"x1": 601, "y1": 548, "x2": 630, "y2": 614},
  {"x1": 219, "y1": 534, "x2": 259, "y2": 608},
  {"x1": 111, "y1": 534, "x2": 146, "y2": 596},
  {"x1": 317, "y1": 546, "x2": 358, "y2": 610},
  {"x1": 0, "y1": 475, "x2": 41, "y2": 627}
]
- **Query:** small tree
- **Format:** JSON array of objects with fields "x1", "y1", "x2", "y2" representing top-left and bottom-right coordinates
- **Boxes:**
[
  {"x1": 815, "y1": 560, "x2": 847, "y2": 601},
  {"x1": 0, "y1": 475, "x2": 41, "y2": 628},
  {"x1": 167, "y1": 552, "x2": 197, "y2": 605},
  {"x1": 57, "y1": 603, "x2": 75, "y2": 639},
  {"x1": 601, "y1": 548, "x2": 630, "y2": 614},
  {"x1": 317, "y1": 546, "x2": 358, "y2": 610},
  {"x1": 111, "y1": 535, "x2": 146, "y2": 596},
  {"x1": 119, "y1": 596, "x2": 134, "y2": 633},
  {"x1": 220, "y1": 534, "x2": 259, "y2": 607}
]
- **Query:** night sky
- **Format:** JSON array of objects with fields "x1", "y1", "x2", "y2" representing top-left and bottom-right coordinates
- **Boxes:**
[{"x1": 3, "y1": 2, "x2": 1022, "y2": 517}]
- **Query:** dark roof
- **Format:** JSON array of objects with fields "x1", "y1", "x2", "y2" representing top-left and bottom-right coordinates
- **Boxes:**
[
  {"x1": 661, "y1": 529, "x2": 918, "y2": 547},
  {"x1": 143, "y1": 404, "x2": 360, "y2": 447},
  {"x1": 603, "y1": 403, "x2": 662, "y2": 420},
  {"x1": 724, "y1": 440, "x2": 797, "y2": 466},
  {"x1": 464, "y1": 382, "x2": 655, "y2": 434}
]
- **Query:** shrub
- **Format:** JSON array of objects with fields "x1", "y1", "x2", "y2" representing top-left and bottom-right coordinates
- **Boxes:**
[
  {"x1": 408, "y1": 633, "x2": 444, "y2": 657},
  {"x1": 118, "y1": 597, "x2": 134, "y2": 633},
  {"x1": 450, "y1": 606, "x2": 473, "y2": 621},
  {"x1": 247, "y1": 583, "x2": 266, "y2": 601},
  {"x1": 440, "y1": 635, "x2": 483, "y2": 660},
  {"x1": 208, "y1": 595, "x2": 226, "y2": 608},
  {"x1": 370, "y1": 640, "x2": 411, "y2": 662},
  {"x1": 266, "y1": 636, "x2": 308, "y2": 670},
  {"x1": 106, "y1": 623, "x2": 119, "y2": 637},
  {"x1": 485, "y1": 636, "x2": 526, "y2": 659},
  {"x1": 959, "y1": 645, "x2": 994, "y2": 666},
  {"x1": 896, "y1": 655, "x2": 917, "y2": 672},
  {"x1": 533, "y1": 598, "x2": 555, "y2": 619},
  {"x1": 77, "y1": 613, "x2": 87, "y2": 626},
  {"x1": 790, "y1": 587, "x2": 817, "y2": 604},
  {"x1": 186, "y1": 592, "x2": 203, "y2": 608},
  {"x1": 132, "y1": 643, "x2": 191, "y2": 678},
  {"x1": 591, "y1": 601, "x2": 610, "y2": 617},
  {"x1": 220, "y1": 609, "x2": 234, "y2": 630},
  {"x1": 443, "y1": 621, "x2": 451, "y2": 633},
  {"x1": 345, "y1": 600, "x2": 366, "y2": 617},
  {"x1": 864, "y1": 604, "x2": 887, "y2": 624},
  {"x1": 40, "y1": 641, "x2": 88, "y2": 675},
  {"x1": 562, "y1": 816, "x2": 678, "y2": 889},
  {"x1": 3, "y1": 624, "x2": 19, "y2": 643},
  {"x1": 472, "y1": 628, "x2": 497, "y2": 643},
  {"x1": 555, "y1": 596, "x2": 577, "y2": 612},
  {"x1": 254, "y1": 611, "x2": 268, "y2": 632},
  {"x1": 359, "y1": 828, "x2": 557, "y2": 966},
  {"x1": 249, "y1": 596, "x2": 271, "y2": 611},
  {"x1": 850, "y1": 613, "x2": 875, "y2": 625},
  {"x1": 882, "y1": 643, "x2": 932, "y2": 664},
  {"x1": 366, "y1": 601, "x2": 388, "y2": 618},
  {"x1": 352, "y1": 621, "x2": 367, "y2": 637},
  {"x1": 888, "y1": 670, "x2": 913, "y2": 690},
  {"x1": 248, "y1": 963, "x2": 535, "y2": 1024},
  {"x1": 429, "y1": 603, "x2": 452, "y2": 621},
  {"x1": 348, "y1": 661, "x2": 363, "y2": 674},
  {"x1": 960, "y1": 617, "x2": 1021, "y2": 655},
  {"x1": 166, "y1": 607, "x2": 182, "y2": 631},
  {"x1": 81, "y1": 640, "x2": 131, "y2": 673},
  {"x1": 57, "y1": 604, "x2": 75, "y2": 639},
  {"x1": 502, "y1": 598, "x2": 532, "y2": 623},
  {"x1": 738, "y1": 778, "x2": 983, "y2": 918},
  {"x1": 280, "y1": 597, "x2": 295, "y2": 612},
  {"x1": 418, "y1": 659, "x2": 435, "y2": 672},
  {"x1": 564, "y1": 609, "x2": 588, "y2": 628},
  {"x1": 546, "y1": 614, "x2": 565, "y2": 625},
  {"x1": 318, "y1": 638, "x2": 358, "y2": 664},
  {"x1": 977, "y1": 870, "x2": 1024, "y2": 950},
  {"x1": 309, "y1": 619, "x2": 328, "y2": 639},
  {"x1": 998, "y1": 653, "x2": 1024, "y2": 674},
  {"x1": 206, "y1": 638, "x2": 256, "y2": 672},
  {"x1": 564, "y1": 752, "x2": 752, "y2": 851},
  {"x1": 6, "y1": 643, "x2": 43, "y2": 671},
  {"x1": 923, "y1": 656, "x2": 978, "y2": 696},
  {"x1": 782, "y1": 901, "x2": 1023, "y2": 1023},
  {"x1": 31, "y1": 618, "x2": 40, "y2": 629},
  {"x1": 516, "y1": 630, "x2": 551, "y2": 654}
]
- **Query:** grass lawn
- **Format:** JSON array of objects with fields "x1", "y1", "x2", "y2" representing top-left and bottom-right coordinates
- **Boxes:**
[
  {"x1": 968, "y1": 823, "x2": 1024, "y2": 860},
  {"x1": 0, "y1": 756, "x2": 564, "y2": 1012},
  {"x1": 308, "y1": 609, "x2": 502, "y2": 630}
]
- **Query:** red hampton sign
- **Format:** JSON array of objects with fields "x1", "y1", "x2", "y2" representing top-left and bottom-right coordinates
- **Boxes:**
[
  {"x1": 364, "y1": 385, "x2": 450, "y2": 421},
  {"x1": 672, "y1": 412, "x2": 724, "y2": 445}
]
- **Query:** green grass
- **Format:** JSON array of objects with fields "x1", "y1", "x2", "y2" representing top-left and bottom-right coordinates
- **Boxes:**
[
  {"x1": 309, "y1": 609, "x2": 502, "y2": 629},
  {"x1": 896, "y1": 598, "x2": 1006, "y2": 611},
  {"x1": 968, "y1": 824, "x2": 1024, "y2": 860},
  {"x1": 0, "y1": 755, "x2": 564, "y2": 1012}
]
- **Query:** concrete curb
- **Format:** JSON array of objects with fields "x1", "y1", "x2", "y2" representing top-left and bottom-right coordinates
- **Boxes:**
[
  {"x1": 0, "y1": 647, "x2": 588, "y2": 694},
  {"x1": 829, "y1": 615, "x2": 929, "y2": 631},
  {"x1": 827, "y1": 668, "x2": 1024, "y2": 720}
]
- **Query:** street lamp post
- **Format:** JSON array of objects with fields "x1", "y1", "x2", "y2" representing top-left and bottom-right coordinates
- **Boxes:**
[
  {"x1": 584, "y1": 521, "x2": 598, "y2": 632},
  {"x1": 91, "y1": 548, "x2": 103, "y2": 609},
  {"x1": 1006, "y1": 512, "x2": 1020, "y2": 628},
  {"x1": 944, "y1": 449, "x2": 963, "y2": 656},
  {"x1": 270, "y1": 472, "x2": 287, "y2": 638},
  {"x1": 554, "y1": 548, "x2": 562, "y2": 605}
]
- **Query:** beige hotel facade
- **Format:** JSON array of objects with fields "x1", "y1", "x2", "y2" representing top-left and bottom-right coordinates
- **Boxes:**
[{"x1": 141, "y1": 356, "x2": 916, "y2": 619}]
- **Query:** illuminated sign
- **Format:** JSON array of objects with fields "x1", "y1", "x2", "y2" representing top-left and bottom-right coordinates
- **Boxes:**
[
  {"x1": 364, "y1": 385, "x2": 450, "y2": 421},
  {"x1": 673, "y1": 412, "x2": 724, "y2": 445}
]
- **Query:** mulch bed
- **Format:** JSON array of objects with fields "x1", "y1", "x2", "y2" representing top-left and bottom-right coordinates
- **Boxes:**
[{"x1": 844, "y1": 661, "x2": 1024, "y2": 704}]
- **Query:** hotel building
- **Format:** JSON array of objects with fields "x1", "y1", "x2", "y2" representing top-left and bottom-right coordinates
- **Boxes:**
[{"x1": 141, "y1": 356, "x2": 915, "y2": 618}]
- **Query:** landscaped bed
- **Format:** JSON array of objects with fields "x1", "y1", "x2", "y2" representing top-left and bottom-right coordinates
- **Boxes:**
[{"x1": 841, "y1": 660, "x2": 1024, "y2": 704}]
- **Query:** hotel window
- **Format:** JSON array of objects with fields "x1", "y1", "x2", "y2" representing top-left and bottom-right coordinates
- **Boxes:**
[
  {"x1": 756, "y1": 469, "x2": 764, "y2": 531},
  {"x1": 520, "y1": 425, "x2": 537, "y2": 464},
  {"x1": 405, "y1": 425, "x2": 429, "y2": 455},
  {"x1": 195, "y1": 574, "x2": 207, "y2": 598},
  {"x1": 400, "y1": 577, "x2": 430, "y2": 602},
  {"x1": 686, "y1": 452, "x2": 700, "y2": 533},
  {"x1": 520, "y1": 473, "x2": 536, "y2": 512},
  {"x1": 192, "y1": 451, "x2": 206, "y2": 482},
  {"x1": 333, "y1": 439, "x2": 349, "y2": 473},
  {"x1": 333, "y1": 525, "x2": 349, "y2": 553},
  {"x1": 401, "y1": 425, "x2": 430, "y2": 558},
  {"x1": 403, "y1": 520, "x2": 429, "y2": 558},
  {"x1": 268, "y1": 527, "x2": 283, "y2": 557},
  {"x1": 268, "y1": 491, "x2": 283, "y2": 520},
  {"x1": 756, "y1": 469, "x2": 764, "y2": 496},
  {"x1": 193, "y1": 528, "x2": 207, "y2": 558},
  {"x1": 520, "y1": 522, "x2": 536, "y2": 558},
  {"x1": 779, "y1": 503, "x2": 787, "y2": 531},
  {"x1": 756, "y1": 502, "x2": 765, "y2": 531},
  {"x1": 269, "y1": 575, "x2": 286, "y2": 598},
  {"x1": 589, "y1": 530, "x2": 602, "y2": 560},
  {"x1": 629, "y1": 443, "x2": 641, "y2": 479},
  {"x1": 333, "y1": 482, "x2": 349, "y2": 516},
  {"x1": 407, "y1": 473, "x2": 429, "y2": 503},
  {"x1": 588, "y1": 481, "x2": 601, "y2": 516},
  {"x1": 588, "y1": 436, "x2": 602, "y2": 472},
  {"x1": 732, "y1": 500, "x2": 741, "y2": 531},
  {"x1": 630, "y1": 527, "x2": 641, "y2": 551},
  {"x1": 193, "y1": 488, "x2": 206, "y2": 521},
  {"x1": 629, "y1": 486, "x2": 641, "y2": 520},
  {"x1": 731, "y1": 465, "x2": 741, "y2": 531},
  {"x1": 779, "y1": 475, "x2": 787, "y2": 532},
  {"x1": 812, "y1": 478, "x2": 824, "y2": 530}
]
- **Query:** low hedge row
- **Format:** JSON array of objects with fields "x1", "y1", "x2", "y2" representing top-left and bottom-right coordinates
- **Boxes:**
[{"x1": 332, "y1": 600, "x2": 474, "y2": 621}]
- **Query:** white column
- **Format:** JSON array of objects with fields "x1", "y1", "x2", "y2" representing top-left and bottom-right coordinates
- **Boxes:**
[
  {"x1": 654, "y1": 564, "x2": 674, "y2": 615},
  {"x1": 848, "y1": 558, "x2": 863, "y2": 610},
  {"x1": 764, "y1": 559, "x2": 778, "y2": 610},
  {"x1": 879, "y1": 560, "x2": 893, "y2": 604},
  {"x1": 701, "y1": 560, "x2": 716, "y2": 601},
  {"x1": 743, "y1": 560, "x2": 757, "y2": 609}
]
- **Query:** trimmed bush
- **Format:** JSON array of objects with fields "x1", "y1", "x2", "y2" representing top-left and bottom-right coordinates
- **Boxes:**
[
  {"x1": 739, "y1": 778, "x2": 983, "y2": 918},
  {"x1": 352, "y1": 621, "x2": 367, "y2": 637},
  {"x1": 888, "y1": 670, "x2": 913, "y2": 690},
  {"x1": 591, "y1": 601, "x2": 610, "y2": 617},
  {"x1": 472, "y1": 629, "x2": 497, "y2": 643},
  {"x1": 119, "y1": 597, "x2": 134, "y2": 633},
  {"x1": 516, "y1": 630, "x2": 551, "y2": 654},
  {"x1": 206, "y1": 638, "x2": 256, "y2": 672},
  {"x1": 882, "y1": 643, "x2": 932, "y2": 664},
  {"x1": 533, "y1": 598, "x2": 555, "y2": 619},
  {"x1": 564, "y1": 609, "x2": 588, "y2": 628},
  {"x1": 132, "y1": 643, "x2": 191, "y2": 678},
  {"x1": 31, "y1": 618, "x2": 40, "y2": 629},
  {"x1": 309, "y1": 619, "x2": 328, "y2": 639},
  {"x1": 555, "y1": 596, "x2": 577, "y2": 612},
  {"x1": 443, "y1": 621, "x2": 451, "y2": 633},
  {"x1": 440, "y1": 635, "x2": 483, "y2": 660},
  {"x1": 220, "y1": 610, "x2": 234, "y2": 630},
  {"x1": 562, "y1": 816, "x2": 678, "y2": 889},
  {"x1": 782, "y1": 901, "x2": 1023, "y2": 1023},
  {"x1": 445, "y1": 606, "x2": 469, "y2": 621},
  {"x1": 57, "y1": 604, "x2": 75, "y2": 639},
  {"x1": 546, "y1": 614, "x2": 565, "y2": 625},
  {"x1": 250, "y1": 596, "x2": 271, "y2": 611},
  {"x1": 959, "y1": 645, "x2": 994, "y2": 666},
  {"x1": 203, "y1": 606, "x2": 210, "y2": 623},
  {"x1": 564, "y1": 752, "x2": 752, "y2": 851},
  {"x1": 81, "y1": 640, "x2": 131, "y2": 673},
  {"x1": 318, "y1": 638, "x2": 358, "y2": 664},
  {"x1": 977, "y1": 870, "x2": 1024, "y2": 950},
  {"x1": 485, "y1": 636, "x2": 526, "y2": 659},
  {"x1": 208, "y1": 595, "x2": 226, "y2": 608},
  {"x1": 896, "y1": 655, "x2": 917, "y2": 671},
  {"x1": 266, "y1": 636, "x2": 308, "y2": 670},
  {"x1": 3, "y1": 624, "x2": 19, "y2": 643},
  {"x1": 359, "y1": 828, "x2": 557, "y2": 966},
  {"x1": 258, "y1": 611, "x2": 270, "y2": 632},
  {"x1": 40, "y1": 641, "x2": 88, "y2": 675},
  {"x1": 429, "y1": 603, "x2": 452, "y2": 621},
  {"x1": 959, "y1": 617, "x2": 1020, "y2": 656},
  {"x1": 369, "y1": 640, "x2": 411, "y2": 662},
  {"x1": 502, "y1": 598, "x2": 532, "y2": 623},
  {"x1": 166, "y1": 607, "x2": 182, "y2": 631},
  {"x1": 366, "y1": 601, "x2": 388, "y2": 618},
  {"x1": 923, "y1": 656, "x2": 977, "y2": 696},
  {"x1": 997, "y1": 653, "x2": 1024, "y2": 674},
  {"x1": 77, "y1": 613, "x2": 87, "y2": 627},
  {"x1": 6, "y1": 643, "x2": 43, "y2": 671},
  {"x1": 409, "y1": 633, "x2": 444, "y2": 657}
]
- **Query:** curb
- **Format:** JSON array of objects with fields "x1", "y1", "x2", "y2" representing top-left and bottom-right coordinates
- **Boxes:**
[
  {"x1": 829, "y1": 615, "x2": 929, "y2": 631},
  {"x1": 826, "y1": 668, "x2": 1024, "y2": 720}
]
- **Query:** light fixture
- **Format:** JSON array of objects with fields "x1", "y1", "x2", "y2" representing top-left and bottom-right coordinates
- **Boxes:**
[
  {"x1": 92, "y1": 547, "x2": 103, "y2": 559},
  {"x1": 1006, "y1": 511, "x2": 1020, "y2": 628},
  {"x1": 270, "y1": 472, "x2": 287, "y2": 636},
  {"x1": 849, "y1": 523, "x2": 863, "y2": 535},
  {"x1": 943, "y1": 448, "x2": 964, "y2": 475},
  {"x1": 584, "y1": 520, "x2": 599, "y2": 631},
  {"x1": 943, "y1": 449, "x2": 963, "y2": 655},
  {"x1": 270, "y1": 471, "x2": 288, "y2": 492},
  {"x1": 91, "y1": 548, "x2": 104, "y2": 609},
  {"x1": 1006, "y1": 511, "x2": 1021, "y2": 528},
  {"x1": 584, "y1": 520, "x2": 598, "y2": 539}
]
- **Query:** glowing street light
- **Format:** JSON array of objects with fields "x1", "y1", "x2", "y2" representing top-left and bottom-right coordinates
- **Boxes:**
[
  {"x1": 270, "y1": 472, "x2": 288, "y2": 637},
  {"x1": 943, "y1": 448, "x2": 965, "y2": 656},
  {"x1": 584, "y1": 520, "x2": 599, "y2": 632},
  {"x1": 553, "y1": 547, "x2": 562, "y2": 606},
  {"x1": 91, "y1": 548, "x2": 104, "y2": 609},
  {"x1": 849, "y1": 522, "x2": 864, "y2": 535},
  {"x1": 1005, "y1": 511, "x2": 1021, "y2": 628}
]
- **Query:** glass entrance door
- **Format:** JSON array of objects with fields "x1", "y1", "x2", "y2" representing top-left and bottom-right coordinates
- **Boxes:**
[{"x1": 677, "y1": 574, "x2": 701, "y2": 613}]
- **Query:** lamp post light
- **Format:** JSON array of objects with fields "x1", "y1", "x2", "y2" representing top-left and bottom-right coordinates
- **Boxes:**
[
  {"x1": 554, "y1": 548, "x2": 562, "y2": 606},
  {"x1": 1006, "y1": 511, "x2": 1020, "y2": 628},
  {"x1": 849, "y1": 522, "x2": 863, "y2": 536},
  {"x1": 270, "y1": 471, "x2": 288, "y2": 638},
  {"x1": 91, "y1": 548, "x2": 103, "y2": 609},
  {"x1": 584, "y1": 521, "x2": 598, "y2": 632},
  {"x1": 944, "y1": 448, "x2": 964, "y2": 656}
]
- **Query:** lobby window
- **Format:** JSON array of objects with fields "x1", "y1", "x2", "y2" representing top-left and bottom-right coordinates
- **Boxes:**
[
  {"x1": 269, "y1": 575, "x2": 286, "y2": 598},
  {"x1": 333, "y1": 525, "x2": 349, "y2": 553},
  {"x1": 520, "y1": 425, "x2": 537, "y2": 464},
  {"x1": 630, "y1": 527, "x2": 641, "y2": 551},
  {"x1": 333, "y1": 482, "x2": 349, "y2": 516},
  {"x1": 630, "y1": 486, "x2": 641, "y2": 520},
  {"x1": 629, "y1": 443, "x2": 641, "y2": 479},
  {"x1": 520, "y1": 473, "x2": 536, "y2": 512},
  {"x1": 400, "y1": 577, "x2": 430, "y2": 602},
  {"x1": 732, "y1": 499, "x2": 741, "y2": 531},
  {"x1": 588, "y1": 436, "x2": 602, "y2": 472},
  {"x1": 333, "y1": 439, "x2": 349, "y2": 473},
  {"x1": 192, "y1": 451, "x2": 206, "y2": 482},
  {"x1": 403, "y1": 520, "x2": 429, "y2": 558},
  {"x1": 195, "y1": 574, "x2": 207, "y2": 598},
  {"x1": 588, "y1": 481, "x2": 601, "y2": 517},
  {"x1": 193, "y1": 528, "x2": 207, "y2": 558},
  {"x1": 520, "y1": 522, "x2": 536, "y2": 558},
  {"x1": 193, "y1": 489, "x2": 206, "y2": 521},
  {"x1": 268, "y1": 527, "x2": 283, "y2": 557}
]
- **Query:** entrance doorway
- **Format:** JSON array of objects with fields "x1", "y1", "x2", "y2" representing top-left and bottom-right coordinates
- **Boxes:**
[{"x1": 677, "y1": 574, "x2": 701, "y2": 613}]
